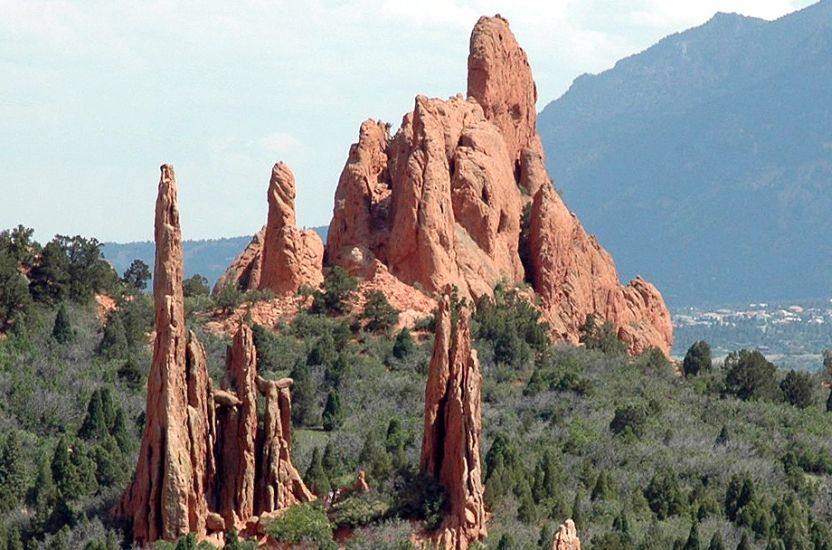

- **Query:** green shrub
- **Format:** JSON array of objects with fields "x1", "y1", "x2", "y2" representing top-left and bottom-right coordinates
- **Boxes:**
[
  {"x1": 311, "y1": 266, "x2": 358, "y2": 315},
  {"x1": 644, "y1": 470, "x2": 686, "y2": 519},
  {"x1": 183, "y1": 274, "x2": 210, "y2": 297},
  {"x1": 322, "y1": 391, "x2": 345, "y2": 431},
  {"x1": 609, "y1": 403, "x2": 648, "y2": 438},
  {"x1": 780, "y1": 370, "x2": 814, "y2": 408},
  {"x1": 362, "y1": 291, "x2": 399, "y2": 333},
  {"x1": 52, "y1": 302, "x2": 74, "y2": 344},
  {"x1": 262, "y1": 502, "x2": 333, "y2": 545},
  {"x1": 330, "y1": 494, "x2": 391, "y2": 528},
  {"x1": 392, "y1": 328, "x2": 415, "y2": 360},
  {"x1": 724, "y1": 349, "x2": 780, "y2": 401},
  {"x1": 579, "y1": 314, "x2": 626, "y2": 355}
]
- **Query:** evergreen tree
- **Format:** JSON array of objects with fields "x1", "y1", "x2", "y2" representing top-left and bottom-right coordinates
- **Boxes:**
[
  {"x1": 290, "y1": 360, "x2": 318, "y2": 427},
  {"x1": 571, "y1": 491, "x2": 583, "y2": 528},
  {"x1": 517, "y1": 480, "x2": 538, "y2": 523},
  {"x1": 684, "y1": 521, "x2": 700, "y2": 550},
  {"x1": 322, "y1": 391, "x2": 344, "y2": 432},
  {"x1": 98, "y1": 314, "x2": 128, "y2": 359},
  {"x1": 359, "y1": 431, "x2": 392, "y2": 481},
  {"x1": 683, "y1": 340, "x2": 712, "y2": 377},
  {"x1": 112, "y1": 407, "x2": 131, "y2": 453},
  {"x1": 827, "y1": 390, "x2": 832, "y2": 413},
  {"x1": 495, "y1": 533, "x2": 514, "y2": 550},
  {"x1": 6, "y1": 525, "x2": 23, "y2": 550},
  {"x1": 52, "y1": 302, "x2": 74, "y2": 343},
  {"x1": 304, "y1": 447, "x2": 331, "y2": 497},
  {"x1": 183, "y1": 274, "x2": 210, "y2": 298},
  {"x1": 0, "y1": 431, "x2": 25, "y2": 513},
  {"x1": 537, "y1": 523, "x2": 554, "y2": 550},
  {"x1": 322, "y1": 441, "x2": 340, "y2": 480},
  {"x1": 707, "y1": 531, "x2": 725, "y2": 550},
  {"x1": 79, "y1": 389, "x2": 109, "y2": 440},
  {"x1": 392, "y1": 328, "x2": 415, "y2": 359},
  {"x1": 0, "y1": 250, "x2": 31, "y2": 332},
  {"x1": 122, "y1": 259, "x2": 151, "y2": 290},
  {"x1": 362, "y1": 290, "x2": 399, "y2": 333},
  {"x1": 736, "y1": 531, "x2": 752, "y2": 550},
  {"x1": 117, "y1": 356, "x2": 144, "y2": 390},
  {"x1": 30, "y1": 453, "x2": 57, "y2": 531},
  {"x1": 174, "y1": 533, "x2": 197, "y2": 550},
  {"x1": 591, "y1": 470, "x2": 614, "y2": 501},
  {"x1": 715, "y1": 425, "x2": 730, "y2": 447}
]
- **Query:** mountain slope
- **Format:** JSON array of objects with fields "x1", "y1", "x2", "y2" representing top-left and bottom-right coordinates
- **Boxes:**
[{"x1": 538, "y1": 0, "x2": 832, "y2": 306}]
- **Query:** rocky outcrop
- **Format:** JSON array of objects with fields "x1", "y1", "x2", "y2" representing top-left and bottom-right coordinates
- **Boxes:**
[
  {"x1": 116, "y1": 165, "x2": 218, "y2": 544},
  {"x1": 213, "y1": 229, "x2": 265, "y2": 294},
  {"x1": 259, "y1": 162, "x2": 324, "y2": 294},
  {"x1": 119, "y1": 166, "x2": 314, "y2": 546},
  {"x1": 216, "y1": 324, "x2": 258, "y2": 527},
  {"x1": 420, "y1": 295, "x2": 487, "y2": 550},
  {"x1": 325, "y1": 15, "x2": 672, "y2": 355},
  {"x1": 552, "y1": 519, "x2": 581, "y2": 550},
  {"x1": 527, "y1": 173, "x2": 673, "y2": 355},
  {"x1": 215, "y1": 163, "x2": 323, "y2": 296},
  {"x1": 255, "y1": 376, "x2": 315, "y2": 513},
  {"x1": 467, "y1": 15, "x2": 543, "y2": 164}
]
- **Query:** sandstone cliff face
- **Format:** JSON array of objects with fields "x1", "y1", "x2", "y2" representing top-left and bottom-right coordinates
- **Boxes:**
[
  {"x1": 119, "y1": 167, "x2": 313, "y2": 545},
  {"x1": 325, "y1": 15, "x2": 673, "y2": 355},
  {"x1": 553, "y1": 519, "x2": 581, "y2": 550},
  {"x1": 420, "y1": 295, "x2": 487, "y2": 550},
  {"x1": 116, "y1": 165, "x2": 217, "y2": 544}
]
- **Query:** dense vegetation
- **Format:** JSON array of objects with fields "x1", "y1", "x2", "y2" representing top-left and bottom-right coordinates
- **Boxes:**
[{"x1": 3, "y1": 226, "x2": 832, "y2": 549}]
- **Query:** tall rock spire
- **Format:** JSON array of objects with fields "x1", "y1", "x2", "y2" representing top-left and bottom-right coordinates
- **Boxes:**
[
  {"x1": 258, "y1": 162, "x2": 324, "y2": 294},
  {"x1": 116, "y1": 165, "x2": 217, "y2": 543},
  {"x1": 420, "y1": 294, "x2": 487, "y2": 550}
]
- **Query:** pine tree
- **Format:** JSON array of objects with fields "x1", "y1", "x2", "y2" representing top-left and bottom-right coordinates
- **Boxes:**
[
  {"x1": 708, "y1": 531, "x2": 725, "y2": 550},
  {"x1": 392, "y1": 328, "x2": 415, "y2": 359},
  {"x1": 6, "y1": 524, "x2": 23, "y2": 550},
  {"x1": 496, "y1": 533, "x2": 514, "y2": 550},
  {"x1": 304, "y1": 448, "x2": 331, "y2": 497},
  {"x1": 322, "y1": 391, "x2": 344, "y2": 432},
  {"x1": 0, "y1": 431, "x2": 25, "y2": 513},
  {"x1": 322, "y1": 441, "x2": 340, "y2": 480},
  {"x1": 30, "y1": 453, "x2": 57, "y2": 531},
  {"x1": 79, "y1": 389, "x2": 109, "y2": 440},
  {"x1": 684, "y1": 521, "x2": 700, "y2": 550},
  {"x1": 117, "y1": 356, "x2": 144, "y2": 390},
  {"x1": 98, "y1": 314, "x2": 128, "y2": 359},
  {"x1": 826, "y1": 389, "x2": 832, "y2": 413},
  {"x1": 736, "y1": 531, "x2": 752, "y2": 550},
  {"x1": 290, "y1": 361, "x2": 318, "y2": 427},
  {"x1": 571, "y1": 491, "x2": 583, "y2": 529},
  {"x1": 359, "y1": 431, "x2": 392, "y2": 481},
  {"x1": 537, "y1": 523, "x2": 554, "y2": 550},
  {"x1": 112, "y1": 407, "x2": 131, "y2": 453},
  {"x1": 52, "y1": 302, "x2": 74, "y2": 343}
]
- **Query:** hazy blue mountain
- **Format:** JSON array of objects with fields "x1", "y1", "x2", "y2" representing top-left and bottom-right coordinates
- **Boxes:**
[
  {"x1": 538, "y1": 0, "x2": 832, "y2": 307},
  {"x1": 103, "y1": 227, "x2": 328, "y2": 288}
]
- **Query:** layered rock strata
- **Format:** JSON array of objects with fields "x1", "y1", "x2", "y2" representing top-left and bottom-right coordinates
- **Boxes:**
[{"x1": 420, "y1": 295, "x2": 487, "y2": 550}]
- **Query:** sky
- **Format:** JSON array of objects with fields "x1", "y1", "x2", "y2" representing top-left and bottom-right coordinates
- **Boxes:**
[{"x1": 0, "y1": 0, "x2": 815, "y2": 243}]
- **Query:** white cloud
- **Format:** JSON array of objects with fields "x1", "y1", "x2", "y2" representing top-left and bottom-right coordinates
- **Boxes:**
[{"x1": 259, "y1": 132, "x2": 308, "y2": 157}]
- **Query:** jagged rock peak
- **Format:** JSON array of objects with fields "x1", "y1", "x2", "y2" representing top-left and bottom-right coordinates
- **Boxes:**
[
  {"x1": 420, "y1": 293, "x2": 487, "y2": 550},
  {"x1": 116, "y1": 165, "x2": 217, "y2": 543},
  {"x1": 553, "y1": 519, "x2": 581, "y2": 550},
  {"x1": 467, "y1": 15, "x2": 543, "y2": 164},
  {"x1": 212, "y1": 228, "x2": 265, "y2": 294}
]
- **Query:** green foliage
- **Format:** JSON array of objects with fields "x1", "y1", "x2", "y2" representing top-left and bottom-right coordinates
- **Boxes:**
[
  {"x1": 122, "y1": 259, "x2": 151, "y2": 290},
  {"x1": 708, "y1": 531, "x2": 725, "y2": 550},
  {"x1": 392, "y1": 328, "x2": 415, "y2": 360},
  {"x1": 304, "y1": 447, "x2": 331, "y2": 497},
  {"x1": 0, "y1": 431, "x2": 26, "y2": 513},
  {"x1": 183, "y1": 274, "x2": 210, "y2": 298},
  {"x1": 330, "y1": 494, "x2": 391, "y2": 528},
  {"x1": 117, "y1": 356, "x2": 144, "y2": 390},
  {"x1": 579, "y1": 314, "x2": 626, "y2": 355},
  {"x1": 724, "y1": 349, "x2": 781, "y2": 402},
  {"x1": 683, "y1": 340, "x2": 712, "y2": 377},
  {"x1": 780, "y1": 370, "x2": 814, "y2": 408},
  {"x1": 359, "y1": 430, "x2": 393, "y2": 482},
  {"x1": 736, "y1": 531, "x2": 752, "y2": 550},
  {"x1": 0, "y1": 250, "x2": 31, "y2": 332},
  {"x1": 262, "y1": 502, "x2": 333, "y2": 545},
  {"x1": 30, "y1": 235, "x2": 118, "y2": 304},
  {"x1": 683, "y1": 521, "x2": 700, "y2": 550},
  {"x1": 474, "y1": 287, "x2": 550, "y2": 369},
  {"x1": 215, "y1": 281, "x2": 243, "y2": 312},
  {"x1": 644, "y1": 470, "x2": 686, "y2": 519},
  {"x1": 609, "y1": 402, "x2": 648, "y2": 438},
  {"x1": 97, "y1": 313, "x2": 128, "y2": 359},
  {"x1": 311, "y1": 266, "x2": 358, "y2": 315},
  {"x1": 362, "y1": 290, "x2": 399, "y2": 333},
  {"x1": 322, "y1": 391, "x2": 344, "y2": 431},
  {"x1": 51, "y1": 302, "x2": 75, "y2": 343},
  {"x1": 290, "y1": 360, "x2": 318, "y2": 427}
]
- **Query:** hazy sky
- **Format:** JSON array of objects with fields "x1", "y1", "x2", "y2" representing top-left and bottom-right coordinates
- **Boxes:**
[{"x1": 0, "y1": 0, "x2": 815, "y2": 243}]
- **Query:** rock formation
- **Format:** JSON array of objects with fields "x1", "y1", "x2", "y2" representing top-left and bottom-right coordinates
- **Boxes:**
[
  {"x1": 119, "y1": 166, "x2": 313, "y2": 545},
  {"x1": 527, "y1": 163, "x2": 673, "y2": 355},
  {"x1": 116, "y1": 165, "x2": 218, "y2": 544},
  {"x1": 420, "y1": 295, "x2": 487, "y2": 550},
  {"x1": 325, "y1": 15, "x2": 673, "y2": 355},
  {"x1": 213, "y1": 229, "x2": 265, "y2": 294},
  {"x1": 552, "y1": 519, "x2": 581, "y2": 550},
  {"x1": 214, "y1": 162, "x2": 323, "y2": 295},
  {"x1": 216, "y1": 324, "x2": 258, "y2": 527},
  {"x1": 259, "y1": 162, "x2": 324, "y2": 294},
  {"x1": 255, "y1": 376, "x2": 315, "y2": 513}
]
